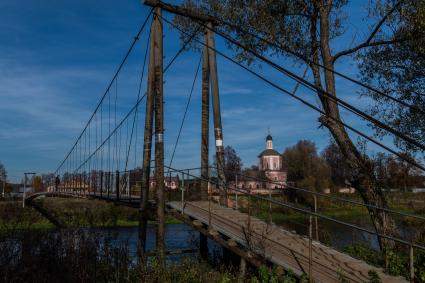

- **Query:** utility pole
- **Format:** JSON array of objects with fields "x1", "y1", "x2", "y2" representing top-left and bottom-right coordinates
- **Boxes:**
[
  {"x1": 206, "y1": 22, "x2": 227, "y2": 206},
  {"x1": 199, "y1": 28, "x2": 211, "y2": 260},
  {"x1": 200, "y1": 29, "x2": 210, "y2": 202},
  {"x1": 138, "y1": 6, "x2": 158, "y2": 267},
  {"x1": 153, "y1": 6, "x2": 165, "y2": 267}
]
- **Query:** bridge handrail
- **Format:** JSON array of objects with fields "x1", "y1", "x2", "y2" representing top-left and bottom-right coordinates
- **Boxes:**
[
  {"x1": 197, "y1": 165, "x2": 425, "y2": 223},
  {"x1": 58, "y1": 165, "x2": 425, "y2": 250},
  {"x1": 63, "y1": 166, "x2": 425, "y2": 223},
  {"x1": 164, "y1": 165, "x2": 425, "y2": 251}
]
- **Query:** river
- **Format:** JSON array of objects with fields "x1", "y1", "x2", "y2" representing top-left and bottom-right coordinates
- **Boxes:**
[{"x1": 98, "y1": 224, "x2": 222, "y2": 261}]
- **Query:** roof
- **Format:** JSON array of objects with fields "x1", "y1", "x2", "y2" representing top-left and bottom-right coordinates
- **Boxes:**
[
  {"x1": 258, "y1": 149, "x2": 280, "y2": 157},
  {"x1": 266, "y1": 134, "x2": 273, "y2": 141}
]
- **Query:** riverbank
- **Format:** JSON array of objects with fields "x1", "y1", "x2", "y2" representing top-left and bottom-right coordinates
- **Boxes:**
[
  {"x1": 0, "y1": 198, "x2": 181, "y2": 233},
  {"x1": 0, "y1": 201, "x2": 303, "y2": 283},
  {"x1": 234, "y1": 192, "x2": 425, "y2": 225}
]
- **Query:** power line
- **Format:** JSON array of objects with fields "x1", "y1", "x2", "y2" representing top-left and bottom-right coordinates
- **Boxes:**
[
  {"x1": 71, "y1": 20, "x2": 196, "y2": 174},
  {"x1": 159, "y1": 15, "x2": 425, "y2": 172},
  {"x1": 163, "y1": 25, "x2": 202, "y2": 73},
  {"x1": 200, "y1": 22, "x2": 425, "y2": 152},
  {"x1": 124, "y1": 30, "x2": 151, "y2": 172},
  {"x1": 215, "y1": 2, "x2": 424, "y2": 114}
]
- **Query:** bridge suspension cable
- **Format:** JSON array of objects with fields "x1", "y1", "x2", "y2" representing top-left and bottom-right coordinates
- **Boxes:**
[
  {"x1": 168, "y1": 51, "x2": 202, "y2": 169},
  {"x1": 199, "y1": 22, "x2": 425, "y2": 152},
  {"x1": 124, "y1": 28, "x2": 151, "y2": 173},
  {"x1": 159, "y1": 14, "x2": 425, "y2": 172},
  {"x1": 215, "y1": 2, "x2": 425, "y2": 111},
  {"x1": 55, "y1": 8, "x2": 154, "y2": 175},
  {"x1": 64, "y1": 18, "x2": 199, "y2": 175}
]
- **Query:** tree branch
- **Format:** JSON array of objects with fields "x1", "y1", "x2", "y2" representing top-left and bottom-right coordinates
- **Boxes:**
[{"x1": 333, "y1": 0, "x2": 404, "y2": 61}]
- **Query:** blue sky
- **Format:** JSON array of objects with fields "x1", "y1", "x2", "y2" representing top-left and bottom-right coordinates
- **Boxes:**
[{"x1": 0, "y1": 0, "x2": 400, "y2": 182}]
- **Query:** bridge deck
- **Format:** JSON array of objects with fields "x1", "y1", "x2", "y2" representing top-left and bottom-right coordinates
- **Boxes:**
[{"x1": 167, "y1": 201, "x2": 407, "y2": 283}]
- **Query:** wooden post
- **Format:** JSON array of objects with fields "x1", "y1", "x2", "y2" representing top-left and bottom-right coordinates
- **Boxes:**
[
  {"x1": 309, "y1": 215, "x2": 313, "y2": 282},
  {"x1": 138, "y1": 10, "x2": 156, "y2": 267},
  {"x1": 248, "y1": 190, "x2": 251, "y2": 236},
  {"x1": 116, "y1": 170, "x2": 120, "y2": 201},
  {"x1": 84, "y1": 172, "x2": 87, "y2": 196},
  {"x1": 100, "y1": 171, "x2": 103, "y2": 198},
  {"x1": 200, "y1": 29, "x2": 210, "y2": 202},
  {"x1": 72, "y1": 173, "x2": 75, "y2": 193},
  {"x1": 168, "y1": 171, "x2": 171, "y2": 202},
  {"x1": 181, "y1": 172, "x2": 185, "y2": 215},
  {"x1": 235, "y1": 174, "x2": 238, "y2": 210},
  {"x1": 206, "y1": 22, "x2": 227, "y2": 207},
  {"x1": 153, "y1": 6, "x2": 165, "y2": 267},
  {"x1": 107, "y1": 172, "x2": 110, "y2": 199},
  {"x1": 268, "y1": 186, "x2": 272, "y2": 224},
  {"x1": 208, "y1": 180, "x2": 212, "y2": 228},
  {"x1": 314, "y1": 195, "x2": 319, "y2": 240}
]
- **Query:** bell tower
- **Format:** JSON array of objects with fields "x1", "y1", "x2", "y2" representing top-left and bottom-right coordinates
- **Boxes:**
[{"x1": 266, "y1": 129, "x2": 273, "y2": 150}]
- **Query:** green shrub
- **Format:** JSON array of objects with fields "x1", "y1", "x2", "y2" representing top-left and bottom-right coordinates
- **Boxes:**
[
  {"x1": 343, "y1": 244, "x2": 382, "y2": 267},
  {"x1": 368, "y1": 270, "x2": 382, "y2": 283},
  {"x1": 385, "y1": 249, "x2": 407, "y2": 277}
]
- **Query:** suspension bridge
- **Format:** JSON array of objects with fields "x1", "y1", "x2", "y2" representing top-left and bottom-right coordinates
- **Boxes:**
[{"x1": 23, "y1": 1, "x2": 425, "y2": 282}]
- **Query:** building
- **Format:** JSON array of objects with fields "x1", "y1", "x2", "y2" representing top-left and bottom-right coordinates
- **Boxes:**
[
  {"x1": 235, "y1": 133, "x2": 287, "y2": 191},
  {"x1": 149, "y1": 176, "x2": 180, "y2": 190},
  {"x1": 128, "y1": 168, "x2": 180, "y2": 191}
]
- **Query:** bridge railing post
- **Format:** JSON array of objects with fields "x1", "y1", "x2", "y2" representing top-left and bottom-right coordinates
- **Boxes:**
[
  {"x1": 268, "y1": 184, "x2": 272, "y2": 224},
  {"x1": 100, "y1": 171, "x2": 103, "y2": 198},
  {"x1": 314, "y1": 194, "x2": 319, "y2": 241},
  {"x1": 248, "y1": 188, "x2": 251, "y2": 236},
  {"x1": 208, "y1": 179, "x2": 212, "y2": 229},
  {"x1": 168, "y1": 171, "x2": 171, "y2": 202},
  {"x1": 116, "y1": 170, "x2": 120, "y2": 201},
  {"x1": 309, "y1": 215, "x2": 313, "y2": 281},
  {"x1": 180, "y1": 172, "x2": 185, "y2": 215},
  {"x1": 107, "y1": 172, "x2": 109, "y2": 198},
  {"x1": 235, "y1": 174, "x2": 238, "y2": 210}
]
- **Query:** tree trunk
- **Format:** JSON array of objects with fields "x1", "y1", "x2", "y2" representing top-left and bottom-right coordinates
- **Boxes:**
[{"x1": 316, "y1": 0, "x2": 396, "y2": 251}]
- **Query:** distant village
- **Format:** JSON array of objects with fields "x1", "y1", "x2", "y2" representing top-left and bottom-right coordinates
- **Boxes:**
[{"x1": 2, "y1": 132, "x2": 425, "y2": 198}]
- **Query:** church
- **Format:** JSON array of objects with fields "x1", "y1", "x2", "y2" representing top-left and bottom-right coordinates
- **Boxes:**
[{"x1": 235, "y1": 133, "x2": 287, "y2": 191}]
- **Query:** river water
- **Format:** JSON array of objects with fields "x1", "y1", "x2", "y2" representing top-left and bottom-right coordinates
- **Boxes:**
[
  {"x1": 100, "y1": 224, "x2": 222, "y2": 261},
  {"x1": 99, "y1": 221, "x2": 383, "y2": 261}
]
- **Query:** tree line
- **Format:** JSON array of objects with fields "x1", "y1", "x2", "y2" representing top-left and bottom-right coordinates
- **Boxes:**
[{"x1": 222, "y1": 141, "x2": 424, "y2": 193}]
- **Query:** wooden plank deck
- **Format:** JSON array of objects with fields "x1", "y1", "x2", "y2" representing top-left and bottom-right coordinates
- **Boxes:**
[{"x1": 167, "y1": 201, "x2": 407, "y2": 283}]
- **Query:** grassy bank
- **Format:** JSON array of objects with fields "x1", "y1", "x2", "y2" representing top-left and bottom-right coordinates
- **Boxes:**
[
  {"x1": 0, "y1": 198, "x2": 182, "y2": 232},
  {"x1": 234, "y1": 192, "x2": 425, "y2": 226}
]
